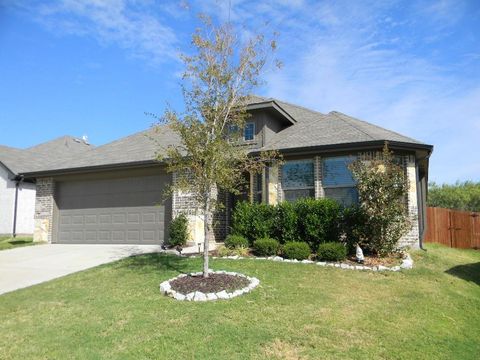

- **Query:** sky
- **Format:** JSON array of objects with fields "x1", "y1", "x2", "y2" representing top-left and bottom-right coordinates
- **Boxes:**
[{"x1": 0, "y1": 0, "x2": 479, "y2": 184}]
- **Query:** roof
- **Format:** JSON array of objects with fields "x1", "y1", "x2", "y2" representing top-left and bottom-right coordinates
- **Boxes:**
[
  {"x1": 20, "y1": 97, "x2": 432, "y2": 176},
  {"x1": 261, "y1": 103, "x2": 425, "y2": 151},
  {"x1": 0, "y1": 136, "x2": 93, "y2": 175},
  {"x1": 39, "y1": 127, "x2": 180, "y2": 172}
]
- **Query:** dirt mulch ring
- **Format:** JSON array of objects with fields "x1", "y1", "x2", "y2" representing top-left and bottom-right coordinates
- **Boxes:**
[{"x1": 170, "y1": 273, "x2": 250, "y2": 294}]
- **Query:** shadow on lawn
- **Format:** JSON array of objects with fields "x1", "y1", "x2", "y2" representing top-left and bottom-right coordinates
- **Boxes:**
[
  {"x1": 118, "y1": 253, "x2": 193, "y2": 275},
  {"x1": 445, "y1": 262, "x2": 480, "y2": 286},
  {"x1": 8, "y1": 239, "x2": 32, "y2": 245}
]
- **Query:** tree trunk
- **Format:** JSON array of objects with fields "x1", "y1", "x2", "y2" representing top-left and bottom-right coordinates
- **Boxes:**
[{"x1": 203, "y1": 200, "x2": 210, "y2": 278}]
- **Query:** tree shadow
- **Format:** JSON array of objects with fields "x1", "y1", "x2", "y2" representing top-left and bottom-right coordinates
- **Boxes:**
[
  {"x1": 445, "y1": 262, "x2": 480, "y2": 286},
  {"x1": 8, "y1": 239, "x2": 32, "y2": 245},
  {"x1": 116, "y1": 252, "x2": 194, "y2": 275}
]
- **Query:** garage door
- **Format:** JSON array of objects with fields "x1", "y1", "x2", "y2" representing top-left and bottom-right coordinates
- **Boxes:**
[{"x1": 54, "y1": 174, "x2": 171, "y2": 244}]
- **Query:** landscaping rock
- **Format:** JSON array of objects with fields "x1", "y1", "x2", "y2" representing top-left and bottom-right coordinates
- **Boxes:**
[
  {"x1": 377, "y1": 265, "x2": 389, "y2": 271},
  {"x1": 302, "y1": 260, "x2": 314, "y2": 264},
  {"x1": 316, "y1": 262, "x2": 326, "y2": 266},
  {"x1": 193, "y1": 291, "x2": 207, "y2": 302},
  {"x1": 272, "y1": 256, "x2": 284, "y2": 262},
  {"x1": 216, "y1": 290, "x2": 229, "y2": 300},
  {"x1": 174, "y1": 292, "x2": 186, "y2": 301},
  {"x1": 186, "y1": 292, "x2": 195, "y2": 301},
  {"x1": 160, "y1": 281, "x2": 171, "y2": 294},
  {"x1": 206, "y1": 293, "x2": 218, "y2": 301}
]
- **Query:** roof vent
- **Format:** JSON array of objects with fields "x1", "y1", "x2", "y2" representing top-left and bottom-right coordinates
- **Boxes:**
[{"x1": 82, "y1": 135, "x2": 89, "y2": 145}]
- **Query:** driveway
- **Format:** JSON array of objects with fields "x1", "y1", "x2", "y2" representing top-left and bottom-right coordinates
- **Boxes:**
[{"x1": 0, "y1": 244, "x2": 162, "y2": 295}]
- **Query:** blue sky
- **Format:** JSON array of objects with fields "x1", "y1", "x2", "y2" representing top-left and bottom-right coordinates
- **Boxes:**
[{"x1": 0, "y1": 0, "x2": 479, "y2": 184}]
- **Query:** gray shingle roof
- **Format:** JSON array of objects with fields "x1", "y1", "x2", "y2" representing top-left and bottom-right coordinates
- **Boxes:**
[
  {"x1": 40, "y1": 127, "x2": 180, "y2": 172},
  {"x1": 261, "y1": 102, "x2": 424, "y2": 151},
  {"x1": 20, "y1": 97, "x2": 430, "y2": 175},
  {"x1": 0, "y1": 136, "x2": 92, "y2": 175}
]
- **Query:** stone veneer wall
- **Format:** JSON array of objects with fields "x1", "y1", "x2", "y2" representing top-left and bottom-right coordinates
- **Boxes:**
[
  {"x1": 33, "y1": 177, "x2": 55, "y2": 243},
  {"x1": 171, "y1": 172, "x2": 227, "y2": 244},
  {"x1": 398, "y1": 154, "x2": 419, "y2": 248}
]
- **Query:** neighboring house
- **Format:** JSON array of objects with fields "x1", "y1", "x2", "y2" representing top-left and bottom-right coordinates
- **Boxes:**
[
  {"x1": 22, "y1": 97, "x2": 433, "y2": 248},
  {"x1": 0, "y1": 136, "x2": 92, "y2": 236}
]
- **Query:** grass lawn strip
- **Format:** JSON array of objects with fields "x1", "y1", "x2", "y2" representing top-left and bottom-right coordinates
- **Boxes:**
[{"x1": 0, "y1": 244, "x2": 479, "y2": 359}]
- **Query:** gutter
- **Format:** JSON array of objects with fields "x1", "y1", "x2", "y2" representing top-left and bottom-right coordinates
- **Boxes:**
[{"x1": 12, "y1": 175, "x2": 24, "y2": 238}]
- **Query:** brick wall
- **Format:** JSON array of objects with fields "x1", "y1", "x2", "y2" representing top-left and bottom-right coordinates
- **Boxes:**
[{"x1": 33, "y1": 177, "x2": 55, "y2": 243}]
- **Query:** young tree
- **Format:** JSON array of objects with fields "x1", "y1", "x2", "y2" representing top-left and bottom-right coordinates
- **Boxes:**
[
  {"x1": 349, "y1": 143, "x2": 411, "y2": 255},
  {"x1": 157, "y1": 16, "x2": 279, "y2": 277}
]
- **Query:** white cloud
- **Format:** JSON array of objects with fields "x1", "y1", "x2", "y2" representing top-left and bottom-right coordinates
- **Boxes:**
[{"x1": 15, "y1": 0, "x2": 179, "y2": 65}]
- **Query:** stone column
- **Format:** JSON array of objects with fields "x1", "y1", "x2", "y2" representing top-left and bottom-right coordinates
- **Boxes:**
[
  {"x1": 399, "y1": 155, "x2": 420, "y2": 248},
  {"x1": 33, "y1": 177, "x2": 55, "y2": 243},
  {"x1": 314, "y1": 156, "x2": 325, "y2": 199},
  {"x1": 267, "y1": 163, "x2": 279, "y2": 205}
]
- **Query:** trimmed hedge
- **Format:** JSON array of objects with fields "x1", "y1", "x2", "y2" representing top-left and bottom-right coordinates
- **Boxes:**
[
  {"x1": 168, "y1": 213, "x2": 189, "y2": 247},
  {"x1": 231, "y1": 198, "x2": 342, "y2": 250},
  {"x1": 253, "y1": 238, "x2": 280, "y2": 256},
  {"x1": 282, "y1": 241, "x2": 311, "y2": 260},
  {"x1": 231, "y1": 202, "x2": 275, "y2": 245},
  {"x1": 224, "y1": 234, "x2": 249, "y2": 249},
  {"x1": 317, "y1": 242, "x2": 347, "y2": 261}
]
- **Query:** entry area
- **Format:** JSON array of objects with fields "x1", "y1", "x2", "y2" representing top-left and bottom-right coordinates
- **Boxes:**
[{"x1": 53, "y1": 169, "x2": 171, "y2": 244}]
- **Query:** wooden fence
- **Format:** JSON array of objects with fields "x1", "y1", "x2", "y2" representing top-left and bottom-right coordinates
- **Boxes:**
[{"x1": 425, "y1": 207, "x2": 480, "y2": 249}]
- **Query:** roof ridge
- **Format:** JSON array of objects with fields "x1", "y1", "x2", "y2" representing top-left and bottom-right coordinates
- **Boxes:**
[
  {"x1": 271, "y1": 98, "x2": 327, "y2": 117},
  {"x1": 329, "y1": 111, "x2": 376, "y2": 141},
  {"x1": 330, "y1": 111, "x2": 421, "y2": 143}
]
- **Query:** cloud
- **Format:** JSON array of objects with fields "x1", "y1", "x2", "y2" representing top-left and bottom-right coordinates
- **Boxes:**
[
  {"x1": 194, "y1": 0, "x2": 479, "y2": 183},
  {"x1": 12, "y1": 0, "x2": 179, "y2": 65}
]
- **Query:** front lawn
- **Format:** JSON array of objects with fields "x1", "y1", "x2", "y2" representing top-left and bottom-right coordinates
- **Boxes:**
[
  {"x1": 0, "y1": 236, "x2": 35, "y2": 251},
  {"x1": 0, "y1": 244, "x2": 479, "y2": 359}
]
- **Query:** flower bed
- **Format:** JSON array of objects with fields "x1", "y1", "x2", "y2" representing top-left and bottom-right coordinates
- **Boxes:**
[
  {"x1": 211, "y1": 253, "x2": 414, "y2": 272},
  {"x1": 160, "y1": 271, "x2": 260, "y2": 301}
]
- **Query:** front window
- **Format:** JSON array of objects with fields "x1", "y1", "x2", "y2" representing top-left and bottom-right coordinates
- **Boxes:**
[
  {"x1": 282, "y1": 160, "x2": 314, "y2": 202},
  {"x1": 323, "y1": 156, "x2": 358, "y2": 207},
  {"x1": 244, "y1": 122, "x2": 255, "y2": 141}
]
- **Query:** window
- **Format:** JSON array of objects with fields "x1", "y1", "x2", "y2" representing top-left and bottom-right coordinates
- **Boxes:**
[
  {"x1": 322, "y1": 156, "x2": 358, "y2": 207},
  {"x1": 282, "y1": 160, "x2": 314, "y2": 202},
  {"x1": 244, "y1": 122, "x2": 255, "y2": 141}
]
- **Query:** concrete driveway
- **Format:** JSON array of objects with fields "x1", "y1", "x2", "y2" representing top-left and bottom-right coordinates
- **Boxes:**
[{"x1": 0, "y1": 244, "x2": 162, "y2": 295}]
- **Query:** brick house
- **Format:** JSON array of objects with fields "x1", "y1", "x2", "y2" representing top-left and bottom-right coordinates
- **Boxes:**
[{"x1": 22, "y1": 97, "x2": 433, "y2": 248}]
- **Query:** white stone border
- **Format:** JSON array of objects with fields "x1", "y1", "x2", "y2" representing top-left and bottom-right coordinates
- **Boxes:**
[
  {"x1": 210, "y1": 253, "x2": 414, "y2": 272},
  {"x1": 160, "y1": 271, "x2": 260, "y2": 301}
]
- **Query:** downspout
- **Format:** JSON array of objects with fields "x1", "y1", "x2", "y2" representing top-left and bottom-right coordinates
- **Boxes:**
[{"x1": 12, "y1": 175, "x2": 24, "y2": 238}]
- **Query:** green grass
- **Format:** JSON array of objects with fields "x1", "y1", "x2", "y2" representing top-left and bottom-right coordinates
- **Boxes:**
[
  {"x1": 0, "y1": 244, "x2": 479, "y2": 359},
  {"x1": 0, "y1": 236, "x2": 36, "y2": 251}
]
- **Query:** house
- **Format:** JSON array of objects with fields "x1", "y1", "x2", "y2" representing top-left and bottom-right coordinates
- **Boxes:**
[
  {"x1": 21, "y1": 97, "x2": 433, "y2": 248},
  {"x1": 0, "y1": 136, "x2": 92, "y2": 237}
]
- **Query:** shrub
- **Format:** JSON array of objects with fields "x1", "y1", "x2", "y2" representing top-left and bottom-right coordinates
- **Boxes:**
[
  {"x1": 282, "y1": 241, "x2": 311, "y2": 260},
  {"x1": 253, "y1": 237, "x2": 280, "y2": 256},
  {"x1": 341, "y1": 206, "x2": 368, "y2": 254},
  {"x1": 224, "y1": 234, "x2": 249, "y2": 249},
  {"x1": 349, "y1": 143, "x2": 411, "y2": 255},
  {"x1": 217, "y1": 245, "x2": 249, "y2": 257},
  {"x1": 231, "y1": 202, "x2": 275, "y2": 244},
  {"x1": 294, "y1": 198, "x2": 341, "y2": 250},
  {"x1": 168, "y1": 213, "x2": 189, "y2": 247},
  {"x1": 273, "y1": 201, "x2": 299, "y2": 243},
  {"x1": 317, "y1": 242, "x2": 347, "y2": 261}
]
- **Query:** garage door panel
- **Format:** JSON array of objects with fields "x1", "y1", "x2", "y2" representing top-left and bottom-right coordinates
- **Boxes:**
[{"x1": 55, "y1": 174, "x2": 170, "y2": 244}]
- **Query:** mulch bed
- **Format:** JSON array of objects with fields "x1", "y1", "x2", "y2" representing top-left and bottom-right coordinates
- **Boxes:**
[
  {"x1": 344, "y1": 253, "x2": 403, "y2": 267},
  {"x1": 170, "y1": 273, "x2": 250, "y2": 294}
]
